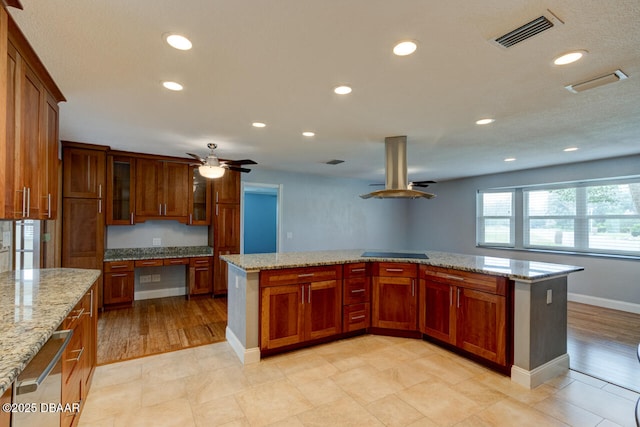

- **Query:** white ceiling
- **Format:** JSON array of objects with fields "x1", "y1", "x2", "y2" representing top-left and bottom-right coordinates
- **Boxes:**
[{"x1": 8, "y1": 0, "x2": 640, "y2": 182}]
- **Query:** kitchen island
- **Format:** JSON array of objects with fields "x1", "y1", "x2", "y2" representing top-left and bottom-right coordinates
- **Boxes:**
[
  {"x1": 222, "y1": 249, "x2": 584, "y2": 389},
  {"x1": 0, "y1": 268, "x2": 101, "y2": 395}
]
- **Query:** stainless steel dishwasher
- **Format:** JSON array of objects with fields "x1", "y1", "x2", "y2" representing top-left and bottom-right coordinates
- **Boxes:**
[{"x1": 12, "y1": 329, "x2": 73, "y2": 427}]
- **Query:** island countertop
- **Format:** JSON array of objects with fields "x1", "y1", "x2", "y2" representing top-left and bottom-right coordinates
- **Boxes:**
[
  {"x1": 0, "y1": 268, "x2": 101, "y2": 395},
  {"x1": 221, "y1": 249, "x2": 584, "y2": 282}
]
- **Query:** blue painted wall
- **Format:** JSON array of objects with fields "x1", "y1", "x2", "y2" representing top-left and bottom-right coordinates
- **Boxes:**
[{"x1": 244, "y1": 193, "x2": 277, "y2": 254}]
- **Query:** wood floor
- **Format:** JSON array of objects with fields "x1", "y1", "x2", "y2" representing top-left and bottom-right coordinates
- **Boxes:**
[
  {"x1": 97, "y1": 296, "x2": 227, "y2": 365},
  {"x1": 97, "y1": 297, "x2": 640, "y2": 392},
  {"x1": 567, "y1": 301, "x2": 640, "y2": 393}
]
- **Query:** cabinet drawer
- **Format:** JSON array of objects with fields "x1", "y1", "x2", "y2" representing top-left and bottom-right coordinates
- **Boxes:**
[
  {"x1": 61, "y1": 293, "x2": 89, "y2": 330},
  {"x1": 62, "y1": 325, "x2": 84, "y2": 386},
  {"x1": 343, "y1": 303, "x2": 370, "y2": 332},
  {"x1": 103, "y1": 260, "x2": 134, "y2": 272},
  {"x1": 421, "y1": 266, "x2": 507, "y2": 296},
  {"x1": 135, "y1": 259, "x2": 163, "y2": 268},
  {"x1": 190, "y1": 256, "x2": 212, "y2": 267},
  {"x1": 344, "y1": 262, "x2": 367, "y2": 278},
  {"x1": 343, "y1": 277, "x2": 370, "y2": 305},
  {"x1": 164, "y1": 257, "x2": 189, "y2": 266},
  {"x1": 260, "y1": 265, "x2": 342, "y2": 287},
  {"x1": 373, "y1": 262, "x2": 418, "y2": 277}
]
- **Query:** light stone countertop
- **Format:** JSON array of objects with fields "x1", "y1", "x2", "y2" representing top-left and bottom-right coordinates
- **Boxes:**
[
  {"x1": 221, "y1": 249, "x2": 584, "y2": 281},
  {"x1": 0, "y1": 268, "x2": 101, "y2": 395},
  {"x1": 104, "y1": 246, "x2": 213, "y2": 262}
]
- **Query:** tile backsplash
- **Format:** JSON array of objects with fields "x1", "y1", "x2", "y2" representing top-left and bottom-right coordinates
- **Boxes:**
[{"x1": 0, "y1": 221, "x2": 12, "y2": 273}]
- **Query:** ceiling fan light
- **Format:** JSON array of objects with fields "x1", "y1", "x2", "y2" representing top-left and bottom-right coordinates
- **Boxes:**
[{"x1": 199, "y1": 164, "x2": 226, "y2": 179}]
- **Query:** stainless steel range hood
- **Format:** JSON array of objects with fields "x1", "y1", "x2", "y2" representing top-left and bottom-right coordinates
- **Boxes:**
[{"x1": 360, "y1": 136, "x2": 436, "y2": 199}]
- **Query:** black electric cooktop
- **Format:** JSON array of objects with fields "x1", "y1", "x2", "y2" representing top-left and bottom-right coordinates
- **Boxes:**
[{"x1": 361, "y1": 251, "x2": 429, "y2": 260}]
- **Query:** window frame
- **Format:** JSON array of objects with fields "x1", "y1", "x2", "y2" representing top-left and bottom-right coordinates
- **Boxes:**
[{"x1": 476, "y1": 189, "x2": 516, "y2": 248}]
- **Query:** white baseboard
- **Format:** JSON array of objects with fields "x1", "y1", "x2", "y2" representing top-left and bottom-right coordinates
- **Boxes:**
[
  {"x1": 135, "y1": 287, "x2": 186, "y2": 301},
  {"x1": 568, "y1": 293, "x2": 640, "y2": 314},
  {"x1": 511, "y1": 353, "x2": 570, "y2": 389},
  {"x1": 226, "y1": 326, "x2": 261, "y2": 365}
]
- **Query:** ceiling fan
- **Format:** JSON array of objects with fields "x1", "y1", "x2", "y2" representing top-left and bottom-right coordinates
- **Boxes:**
[{"x1": 187, "y1": 143, "x2": 257, "y2": 178}]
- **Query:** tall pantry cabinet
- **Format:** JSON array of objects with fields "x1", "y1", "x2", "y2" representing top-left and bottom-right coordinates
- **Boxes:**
[
  {"x1": 61, "y1": 142, "x2": 106, "y2": 307},
  {"x1": 0, "y1": 8, "x2": 65, "y2": 221}
]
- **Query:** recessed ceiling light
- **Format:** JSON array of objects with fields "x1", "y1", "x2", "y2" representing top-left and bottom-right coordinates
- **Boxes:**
[
  {"x1": 393, "y1": 40, "x2": 417, "y2": 56},
  {"x1": 165, "y1": 34, "x2": 192, "y2": 50},
  {"x1": 475, "y1": 118, "x2": 495, "y2": 125},
  {"x1": 553, "y1": 50, "x2": 586, "y2": 66},
  {"x1": 252, "y1": 122, "x2": 266, "y2": 128},
  {"x1": 504, "y1": 157, "x2": 516, "y2": 162},
  {"x1": 302, "y1": 131, "x2": 315, "y2": 137},
  {"x1": 162, "y1": 81, "x2": 183, "y2": 91},
  {"x1": 563, "y1": 147, "x2": 579, "y2": 152},
  {"x1": 334, "y1": 85, "x2": 352, "y2": 95}
]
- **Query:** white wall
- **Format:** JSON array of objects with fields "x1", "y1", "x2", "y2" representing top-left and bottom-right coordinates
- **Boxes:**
[
  {"x1": 243, "y1": 169, "x2": 410, "y2": 252},
  {"x1": 406, "y1": 154, "x2": 640, "y2": 312}
]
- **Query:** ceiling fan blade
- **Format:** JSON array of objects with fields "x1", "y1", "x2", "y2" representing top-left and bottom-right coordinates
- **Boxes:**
[
  {"x1": 369, "y1": 183, "x2": 385, "y2": 186},
  {"x1": 222, "y1": 159, "x2": 257, "y2": 166},
  {"x1": 186, "y1": 153, "x2": 205, "y2": 163},
  {"x1": 225, "y1": 165, "x2": 252, "y2": 173},
  {"x1": 410, "y1": 180, "x2": 437, "y2": 187}
]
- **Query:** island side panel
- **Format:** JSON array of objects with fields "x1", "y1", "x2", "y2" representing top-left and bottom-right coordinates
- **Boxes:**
[
  {"x1": 512, "y1": 276, "x2": 570, "y2": 388},
  {"x1": 226, "y1": 264, "x2": 261, "y2": 364}
]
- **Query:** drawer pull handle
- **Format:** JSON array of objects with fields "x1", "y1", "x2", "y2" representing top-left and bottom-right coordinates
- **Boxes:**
[
  {"x1": 111, "y1": 273, "x2": 128, "y2": 278},
  {"x1": 67, "y1": 347, "x2": 84, "y2": 363},
  {"x1": 140, "y1": 261, "x2": 157, "y2": 265},
  {"x1": 298, "y1": 273, "x2": 314, "y2": 278},
  {"x1": 351, "y1": 268, "x2": 365, "y2": 273},
  {"x1": 110, "y1": 265, "x2": 129, "y2": 269},
  {"x1": 385, "y1": 268, "x2": 404, "y2": 272},
  {"x1": 443, "y1": 274, "x2": 465, "y2": 281},
  {"x1": 69, "y1": 308, "x2": 84, "y2": 321},
  {"x1": 195, "y1": 260, "x2": 208, "y2": 264},
  {"x1": 351, "y1": 315, "x2": 365, "y2": 320},
  {"x1": 351, "y1": 289, "x2": 365, "y2": 293}
]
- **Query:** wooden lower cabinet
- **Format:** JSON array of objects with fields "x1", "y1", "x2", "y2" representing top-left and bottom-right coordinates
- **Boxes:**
[
  {"x1": 343, "y1": 262, "x2": 370, "y2": 332},
  {"x1": 103, "y1": 261, "x2": 134, "y2": 308},
  {"x1": 419, "y1": 266, "x2": 508, "y2": 366},
  {"x1": 189, "y1": 256, "x2": 213, "y2": 295},
  {"x1": 371, "y1": 263, "x2": 418, "y2": 331},
  {"x1": 260, "y1": 266, "x2": 342, "y2": 351},
  {"x1": 60, "y1": 282, "x2": 97, "y2": 427},
  {"x1": 1, "y1": 386, "x2": 11, "y2": 427}
]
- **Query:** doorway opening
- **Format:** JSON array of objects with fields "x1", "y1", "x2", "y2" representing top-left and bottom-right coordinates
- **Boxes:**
[{"x1": 242, "y1": 183, "x2": 281, "y2": 254}]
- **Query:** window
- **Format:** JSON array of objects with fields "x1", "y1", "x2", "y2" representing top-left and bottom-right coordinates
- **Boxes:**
[
  {"x1": 477, "y1": 178, "x2": 640, "y2": 257},
  {"x1": 477, "y1": 190, "x2": 514, "y2": 246}
]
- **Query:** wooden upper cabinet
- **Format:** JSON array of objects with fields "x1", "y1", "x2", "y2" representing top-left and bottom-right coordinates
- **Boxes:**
[
  {"x1": 1, "y1": 12, "x2": 64, "y2": 220},
  {"x1": 213, "y1": 169, "x2": 240, "y2": 204},
  {"x1": 63, "y1": 145, "x2": 106, "y2": 199},
  {"x1": 134, "y1": 158, "x2": 189, "y2": 222},
  {"x1": 188, "y1": 166, "x2": 211, "y2": 225},
  {"x1": 106, "y1": 154, "x2": 135, "y2": 225}
]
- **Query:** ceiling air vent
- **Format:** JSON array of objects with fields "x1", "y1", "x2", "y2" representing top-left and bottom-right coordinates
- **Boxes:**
[
  {"x1": 491, "y1": 10, "x2": 563, "y2": 48},
  {"x1": 565, "y1": 70, "x2": 628, "y2": 93}
]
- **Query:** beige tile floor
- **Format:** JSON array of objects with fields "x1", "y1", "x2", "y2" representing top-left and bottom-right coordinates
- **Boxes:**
[{"x1": 79, "y1": 335, "x2": 639, "y2": 427}]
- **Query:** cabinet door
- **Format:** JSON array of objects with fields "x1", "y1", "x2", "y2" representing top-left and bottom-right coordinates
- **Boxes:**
[
  {"x1": 419, "y1": 279, "x2": 455, "y2": 344},
  {"x1": 306, "y1": 279, "x2": 342, "y2": 340},
  {"x1": 216, "y1": 203, "x2": 240, "y2": 248},
  {"x1": 260, "y1": 285, "x2": 305, "y2": 351},
  {"x1": 62, "y1": 198, "x2": 104, "y2": 269},
  {"x1": 456, "y1": 288, "x2": 506, "y2": 365},
  {"x1": 107, "y1": 155, "x2": 135, "y2": 225},
  {"x1": 213, "y1": 248, "x2": 236, "y2": 295},
  {"x1": 163, "y1": 161, "x2": 189, "y2": 218},
  {"x1": 213, "y1": 169, "x2": 240, "y2": 204},
  {"x1": 372, "y1": 276, "x2": 417, "y2": 330},
  {"x1": 2, "y1": 42, "x2": 18, "y2": 218},
  {"x1": 104, "y1": 271, "x2": 134, "y2": 306},
  {"x1": 135, "y1": 158, "x2": 163, "y2": 217},
  {"x1": 43, "y1": 92, "x2": 59, "y2": 219},
  {"x1": 63, "y1": 147, "x2": 105, "y2": 198},
  {"x1": 188, "y1": 166, "x2": 211, "y2": 225},
  {"x1": 189, "y1": 257, "x2": 212, "y2": 295}
]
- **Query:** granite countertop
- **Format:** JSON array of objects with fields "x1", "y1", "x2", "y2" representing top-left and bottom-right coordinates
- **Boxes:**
[
  {"x1": 0, "y1": 268, "x2": 101, "y2": 395},
  {"x1": 104, "y1": 246, "x2": 213, "y2": 262},
  {"x1": 221, "y1": 249, "x2": 584, "y2": 282}
]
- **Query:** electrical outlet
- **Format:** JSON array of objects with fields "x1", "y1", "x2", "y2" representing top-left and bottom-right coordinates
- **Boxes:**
[
  {"x1": 140, "y1": 275, "x2": 151, "y2": 283},
  {"x1": 152, "y1": 238, "x2": 161, "y2": 246},
  {"x1": 546, "y1": 289, "x2": 552, "y2": 304},
  {"x1": 152, "y1": 274, "x2": 161, "y2": 282}
]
